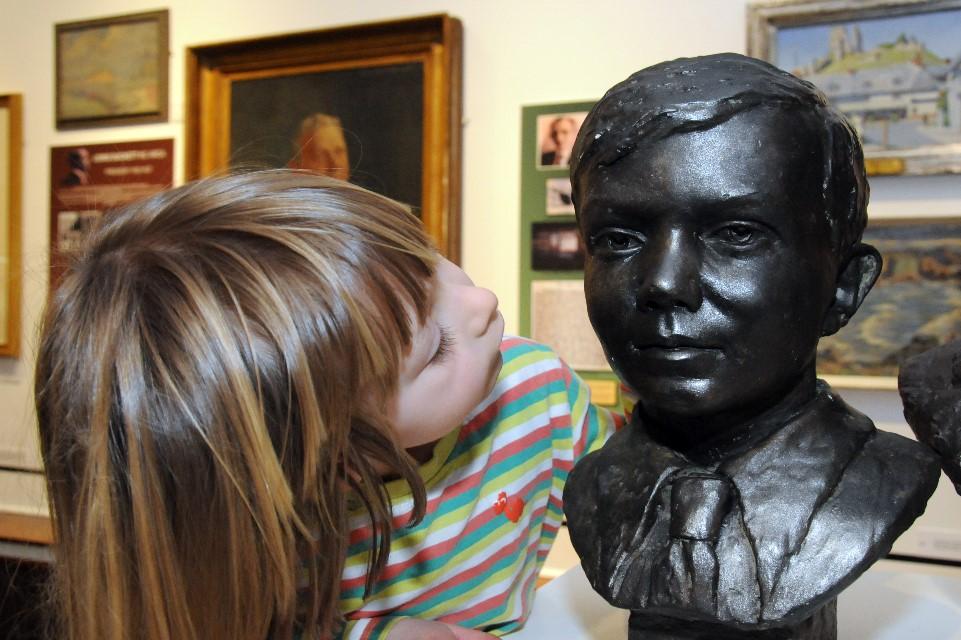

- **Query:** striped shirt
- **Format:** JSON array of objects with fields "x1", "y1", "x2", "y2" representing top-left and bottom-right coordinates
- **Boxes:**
[{"x1": 337, "y1": 336, "x2": 625, "y2": 639}]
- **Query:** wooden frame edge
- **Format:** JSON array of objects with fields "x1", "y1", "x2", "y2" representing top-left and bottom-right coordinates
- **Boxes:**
[
  {"x1": 0, "y1": 512, "x2": 52, "y2": 546},
  {"x1": 0, "y1": 94, "x2": 21, "y2": 358}
]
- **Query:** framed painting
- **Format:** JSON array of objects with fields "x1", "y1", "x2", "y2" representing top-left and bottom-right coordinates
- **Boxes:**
[
  {"x1": 748, "y1": 0, "x2": 961, "y2": 176},
  {"x1": 0, "y1": 95, "x2": 21, "y2": 357},
  {"x1": 186, "y1": 14, "x2": 463, "y2": 261},
  {"x1": 55, "y1": 10, "x2": 169, "y2": 129},
  {"x1": 818, "y1": 217, "x2": 961, "y2": 389}
]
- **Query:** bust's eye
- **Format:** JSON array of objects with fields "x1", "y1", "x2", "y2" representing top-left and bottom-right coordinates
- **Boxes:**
[
  {"x1": 707, "y1": 222, "x2": 772, "y2": 253},
  {"x1": 590, "y1": 229, "x2": 644, "y2": 255},
  {"x1": 717, "y1": 224, "x2": 756, "y2": 246}
]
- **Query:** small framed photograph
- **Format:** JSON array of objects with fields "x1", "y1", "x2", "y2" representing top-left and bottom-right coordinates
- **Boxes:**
[
  {"x1": 531, "y1": 221, "x2": 585, "y2": 271},
  {"x1": 748, "y1": 0, "x2": 961, "y2": 175},
  {"x1": 0, "y1": 94, "x2": 22, "y2": 357},
  {"x1": 55, "y1": 10, "x2": 169, "y2": 129},
  {"x1": 546, "y1": 177, "x2": 575, "y2": 215},
  {"x1": 186, "y1": 15, "x2": 462, "y2": 261},
  {"x1": 818, "y1": 217, "x2": 961, "y2": 389},
  {"x1": 536, "y1": 111, "x2": 588, "y2": 169}
]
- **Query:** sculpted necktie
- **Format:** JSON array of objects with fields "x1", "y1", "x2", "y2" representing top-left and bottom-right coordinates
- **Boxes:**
[{"x1": 651, "y1": 470, "x2": 733, "y2": 615}]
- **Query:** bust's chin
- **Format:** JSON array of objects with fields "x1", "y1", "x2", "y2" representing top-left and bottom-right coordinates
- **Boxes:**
[{"x1": 632, "y1": 368, "x2": 819, "y2": 462}]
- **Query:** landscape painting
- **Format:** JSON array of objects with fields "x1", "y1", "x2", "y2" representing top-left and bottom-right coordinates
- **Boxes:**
[
  {"x1": 766, "y1": 3, "x2": 961, "y2": 174},
  {"x1": 55, "y1": 10, "x2": 168, "y2": 128},
  {"x1": 818, "y1": 218, "x2": 961, "y2": 387}
]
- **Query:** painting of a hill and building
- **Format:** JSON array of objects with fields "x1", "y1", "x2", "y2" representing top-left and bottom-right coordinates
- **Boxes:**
[{"x1": 757, "y1": 1, "x2": 961, "y2": 174}]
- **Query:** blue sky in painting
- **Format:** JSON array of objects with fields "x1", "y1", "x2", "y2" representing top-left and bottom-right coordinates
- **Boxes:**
[{"x1": 776, "y1": 8, "x2": 961, "y2": 71}]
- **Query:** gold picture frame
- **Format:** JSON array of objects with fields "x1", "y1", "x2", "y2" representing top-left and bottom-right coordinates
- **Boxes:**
[
  {"x1": 55, "y1": 10, "x2": 169, "y2": 129},
  {"x1": 0, "y1": 95, "x2": 22, "y2": 357},
  {"x1": 186, "y1": 14, "x2": 463, "y2": 261}
]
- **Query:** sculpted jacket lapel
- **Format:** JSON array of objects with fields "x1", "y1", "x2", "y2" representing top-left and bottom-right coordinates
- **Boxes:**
[
  {"x1": 573, "y1": 424, "x2": 684, "y2": 607},
  {"x1": 718, "y1": 387, "x2": 872, "y2": 615}
]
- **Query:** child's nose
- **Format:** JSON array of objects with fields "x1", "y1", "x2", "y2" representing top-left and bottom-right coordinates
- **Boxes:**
[{"x1": 465, "y1": 286, "x2": 499, "y2": 336}]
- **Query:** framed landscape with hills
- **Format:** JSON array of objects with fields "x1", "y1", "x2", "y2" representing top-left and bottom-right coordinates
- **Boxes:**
[
  {"x1": 817, "y1": 217, "x2": 961, "y2": 389},
  {"x1": 55, "y1": 10, "x2": 169, "y2": 129},
  {"x1": 749, "y1": 0, "x2": 961, "y2": 175}
]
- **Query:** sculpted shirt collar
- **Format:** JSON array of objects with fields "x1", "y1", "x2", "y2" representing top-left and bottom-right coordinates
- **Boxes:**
[{"x1": 629, "y1": 381, "x2": 871, "y2": 480}]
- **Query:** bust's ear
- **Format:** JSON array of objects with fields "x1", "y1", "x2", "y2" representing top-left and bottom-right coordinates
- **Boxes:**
[{"x1": 821, "y1": 242, "x2": 882, "y2": 337}]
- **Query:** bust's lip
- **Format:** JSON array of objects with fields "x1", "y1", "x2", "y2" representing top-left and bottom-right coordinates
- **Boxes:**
[
  {"x1": 628, "y1": 339, "x2": 723, "y2": 367},
  {"x1": 632, "y1": 335, "x2": 719, "y2": 350}
]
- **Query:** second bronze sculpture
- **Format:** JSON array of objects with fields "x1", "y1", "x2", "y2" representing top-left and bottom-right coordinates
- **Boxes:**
[{"x1": 562, "y1": 53, "x2": 945, "y2": 639}]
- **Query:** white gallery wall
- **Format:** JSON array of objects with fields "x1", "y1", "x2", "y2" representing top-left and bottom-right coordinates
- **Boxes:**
[{"x1": 0, "y1": 0, "x2": 960, "y2": 560}]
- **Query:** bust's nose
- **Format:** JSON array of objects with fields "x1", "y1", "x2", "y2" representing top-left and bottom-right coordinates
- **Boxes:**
[{"x1": 635, "y1": 228, "x2": 702, "y2": 312}]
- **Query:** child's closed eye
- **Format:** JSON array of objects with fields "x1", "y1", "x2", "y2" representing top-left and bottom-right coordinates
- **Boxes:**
[{"x1": 431, "y1": 325, "x2": 455, "y2": 365}]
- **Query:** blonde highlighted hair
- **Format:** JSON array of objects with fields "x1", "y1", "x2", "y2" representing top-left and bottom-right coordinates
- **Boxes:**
[{"x1": 35, "y1": 170, "x2": 435, "y2": 639}]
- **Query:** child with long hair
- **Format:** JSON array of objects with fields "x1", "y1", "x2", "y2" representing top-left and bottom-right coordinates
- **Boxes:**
[{"x1": 35, "y1": 170, "x2": 623, "y2": 640}]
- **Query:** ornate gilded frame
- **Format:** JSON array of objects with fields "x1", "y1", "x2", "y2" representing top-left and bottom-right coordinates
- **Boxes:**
[{"x1": 186, "y1": 14, "x2": 463, "y2": 260}]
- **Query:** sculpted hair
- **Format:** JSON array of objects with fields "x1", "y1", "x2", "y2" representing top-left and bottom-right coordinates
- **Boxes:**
[
  {"x1": 570, "y1": 52, "x2": 869, "y2": 260},
  {"x1": 35, "y1": 170, "x2": 435, "y2": 640}
]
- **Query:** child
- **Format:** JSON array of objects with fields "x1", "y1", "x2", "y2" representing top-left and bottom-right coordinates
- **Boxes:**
[
  {"x1": 35, "y1": 170, "x2": 622, "y2": 640},
  {"x1": 337, "y1": 262, "x2": 625, "y2": 639}
]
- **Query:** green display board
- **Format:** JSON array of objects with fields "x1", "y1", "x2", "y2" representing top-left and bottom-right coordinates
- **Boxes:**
[{"x1": 518, "y1": 102, "x2": 622, "y2": 407}]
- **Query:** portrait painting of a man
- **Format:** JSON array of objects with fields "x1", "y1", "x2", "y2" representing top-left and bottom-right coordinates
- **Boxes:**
[{"x1": 230, "y1": 63, "x2": 423, "y2": 209}]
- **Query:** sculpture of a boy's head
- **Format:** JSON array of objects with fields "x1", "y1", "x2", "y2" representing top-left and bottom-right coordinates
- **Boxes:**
[{"x1": 570, "y1": 53, "x2": 881, "y2": 457}]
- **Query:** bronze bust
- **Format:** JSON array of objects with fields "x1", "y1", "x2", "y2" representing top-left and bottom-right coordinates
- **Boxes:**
[{"x1": 563, "y1": 53, "x2": 942, "y2": 639}]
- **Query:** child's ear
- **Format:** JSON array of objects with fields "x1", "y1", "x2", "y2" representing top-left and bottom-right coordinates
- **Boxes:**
[{"x1": 821, "y1": 242, "x2": 882, "y2": 337}]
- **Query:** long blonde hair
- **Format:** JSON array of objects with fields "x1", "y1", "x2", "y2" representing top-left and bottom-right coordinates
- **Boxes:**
[{"x1": 35, "y1": 170, "x2": 434, "y2": 639}]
